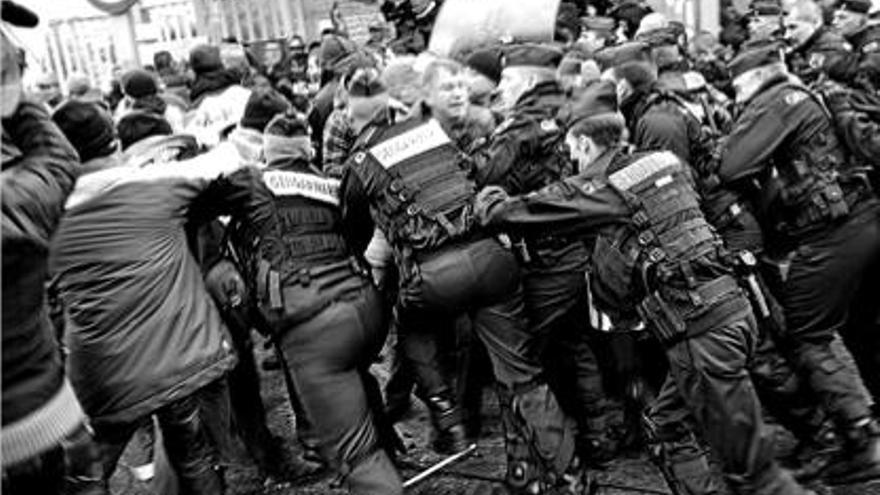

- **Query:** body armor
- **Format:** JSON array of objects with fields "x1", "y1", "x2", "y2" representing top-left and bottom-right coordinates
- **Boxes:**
[
  {"x1": 231, "y1": 170, "x2": 363, "y2": 331},
  {"x1": 591, "y1": 151, "x2": 749, "y2": 344},
  {"x1": 349, "y1": 117, "x2": 477, "y2": 253},
  {"x1": 757, "y1": 83, "x2": 870, "y2": 243}
]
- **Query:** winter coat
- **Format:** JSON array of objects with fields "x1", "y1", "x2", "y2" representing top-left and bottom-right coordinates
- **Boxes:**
[{"x1": 49, "y1": 142, "x2": 255, "y2": 428}]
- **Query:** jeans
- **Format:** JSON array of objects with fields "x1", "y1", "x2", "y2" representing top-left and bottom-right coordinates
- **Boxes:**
[
  {"x1": 93, "y1": 393, "x2": 222, "y2": 495},
  {"x1": 2, "y1": 423, "x2": 103, "y2": 495}
]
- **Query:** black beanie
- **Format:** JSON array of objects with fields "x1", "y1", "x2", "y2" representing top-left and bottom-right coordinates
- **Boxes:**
[
  {"x1": 189, "y1": 44, "x2": 224, "y2": 75},
  {"x1": 52, "y1": 100, "x2": 117, "y2": 162},
  {"x1": 117, "y1": 111, "x2": 173, "y2": 150},
  {"x1": 122, "y1": 69, "x2": 159, "y2": 98},
  {"x1": 240, "y1": 89, "x2": 291, "y2": 131}
]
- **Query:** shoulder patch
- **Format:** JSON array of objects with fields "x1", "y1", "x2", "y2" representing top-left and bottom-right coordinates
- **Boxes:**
[
  {"x1": 808, "y1": 52, "x2": 825, "y2": 69},
  {"x1": 784, "y1": 91, "x2": 808, "y2": 106},
  {"x1": 540, "y1": 119, "x2": 559, "y2": 132},
  {"x1": 581, "y1": 180, "x2": 597, "y2": 195}
]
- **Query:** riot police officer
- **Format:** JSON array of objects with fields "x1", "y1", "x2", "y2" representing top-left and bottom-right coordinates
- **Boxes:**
[
  {"x1": 224, "y1": 114, "x2": 403, "y2": 495},
  {"x1": 476, "y1": 80, "x2": 815, "y2": 495},
  {"x1": 338, "y1": 65, "x2": 587, "y2": 495},
  {"x1": 717, "y1": 41, "x2": 880, "y2": 485},
  {"x1": 473, "y1": 43, "x2": 613, "y2": 464}
]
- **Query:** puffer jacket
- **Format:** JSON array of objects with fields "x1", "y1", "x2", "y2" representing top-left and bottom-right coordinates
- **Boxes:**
[
  {"x1": 49, "y1": 141, "x2": 263, "y2": 428},
  {"x1": 2, "y1": 101, "x2": 85, "y2": 466}
]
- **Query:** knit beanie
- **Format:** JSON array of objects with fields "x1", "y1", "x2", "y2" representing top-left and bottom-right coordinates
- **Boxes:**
[
  {"x1": 122, "y1": 69, "x2": 159, "y2": 98},
  {"x1": 263, "y1": 114, "x2": 312, "y2": 166},
  {"x1": 52, "y1": 100, "x2": 118, "y2": 162},
  {"x1": 117, "y1": 111, "x2": 173, "y2": 150},
  {"x1": 189, "y1": 44, "x2": 224, "y2": 75},
  {"x1": 240, "y1": 89, "x2": 291, "y2": 131}
]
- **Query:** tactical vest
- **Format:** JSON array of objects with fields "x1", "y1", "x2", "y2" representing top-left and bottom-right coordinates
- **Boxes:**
[
  {"x1": 232, "y1": 170, "x2": 360, "y2": 330},
  {"x1": 759, "y1": 83, "x2": 869, "y2": 241},
  {"x1": 592, "y1": 151, "x2": 749, "y2": 344},
  {"x1": 350, "y1": 117, "x2": 476, "y2": 253}
]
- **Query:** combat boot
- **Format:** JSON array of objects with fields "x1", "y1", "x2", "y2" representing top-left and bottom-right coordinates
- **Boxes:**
[
  {"x1": 426, "y1": 395, "x2": 468, "y2": 455},
  {"x1": 822, "y1": 417, "x2": 880, "y2": 484},
  {"x1": 787, "y1": 421, "x2": 839, "y2": 482}
]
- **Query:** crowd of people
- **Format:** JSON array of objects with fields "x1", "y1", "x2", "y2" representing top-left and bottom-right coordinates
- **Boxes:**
[{"x1": 3, "y1": 0, "x2": 880, "y2": 494}]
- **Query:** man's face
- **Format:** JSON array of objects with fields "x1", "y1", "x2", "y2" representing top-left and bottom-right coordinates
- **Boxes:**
[
  {"x1": 426, "y1": 67, "x2": 469, "y2": 121},
  {"x1": 565, "y1": 131, "x2": 588, "y2": 169},
  {"x1": 0, "y1": 32, "x2": 23, "y2": 118},
  {"x1": 497, "y1": 67, "x2": 532, "y2": 116},
  {"x1": 578, "y1": 30, "x2": 608, "y2": 53},
  {"x1": 833, "y1": 9, "x2": 866, "y2": 36}
]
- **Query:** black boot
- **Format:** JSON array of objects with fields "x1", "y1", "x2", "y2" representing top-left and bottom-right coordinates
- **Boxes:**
[
  {"x1": 787, "y1": 421, "x2": 839, "y2": 482},
  {"x1": 426, "y1": 395, "x2": 468, "y2": 455},
  {"x1": 822, "y1": 418, "x2": 880, "y2": 485}
]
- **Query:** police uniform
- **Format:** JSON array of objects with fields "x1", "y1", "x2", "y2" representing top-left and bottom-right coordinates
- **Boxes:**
[
  {"x1": 339, "y1": 110, "x2": 586, "y2": 494},
  {"x1": 225, "y1": 117, "x2": 403, "y2": 494},
  {"x1": 473, "y1": 44, "x2": 611, "y2": 462},
  {"x1": 477, "y1": 147, "x2": 813, "y2": 495},
  {"x1": 719, "y1": 44, "x2": 880, "y2": 484},
  {"x1": 617, "y1": 41, "x2": 831, "y2": 483}
]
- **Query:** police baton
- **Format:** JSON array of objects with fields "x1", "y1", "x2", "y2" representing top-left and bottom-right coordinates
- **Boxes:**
[{"x1": 403, "y1": 443, "x2": 478, "y2": 488}]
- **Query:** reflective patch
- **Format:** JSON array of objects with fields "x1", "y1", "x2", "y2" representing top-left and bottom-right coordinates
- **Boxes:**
[
  {"x1": 608, "y1": 152, "x2": 680, "y2": 191},
  {"x1": 369, "y1": 119, "x2": 452, "y2": 169},
  {"x1": 784, "y1": 91, "x2": 808, "y2": 106},
  {"x1": 864, "y1": 40, "x2": 880, "y2": 54},
  {"x1": 808, "y1": 52, "x2": 825, "y2": 69},
  {"x1": 654, "y1": 175, "x2": 673, "y2": 188},
  {"x1": 263, "y1": 170, "x2": 340, "y2": 205},
  {"x1": 354, "y1": 151, "x2": 366, "y2": 164}
]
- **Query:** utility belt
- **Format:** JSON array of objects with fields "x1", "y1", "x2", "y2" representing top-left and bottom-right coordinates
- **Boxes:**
[
  {"x1": 637, "y1": 274, "x2": 750, "y2": 346},
  {"x1": 255, "y1": 256, "x2": 370, "y2": 332}
]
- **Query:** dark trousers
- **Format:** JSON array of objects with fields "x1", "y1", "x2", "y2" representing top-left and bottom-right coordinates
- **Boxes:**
[
  {"x1": 521, "y1": 250, "x2": 606, "y2": 449},
  {"x1": 781, "y1": 205, "x2": 880, "y2": 426},
  {"x1": 2, "y1": 423, "x2": 103, "y2": 495},
  {"x1": 279, "y1": 283, "x2": 402, "y2": 495},
  {"x1": 396, "y1": 238, "x2": 577, "y2": 481},
  {"x1": 93, "y1": 393, "x2": 222, "y2": 495},
  {"x1": 396, "y1": 238, "x2": 540, "y2": 394},
  {"x1": 648, "y1": 314, "x2": 804, "y2": 495}
]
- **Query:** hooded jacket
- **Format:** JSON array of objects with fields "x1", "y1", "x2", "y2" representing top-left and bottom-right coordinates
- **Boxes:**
[{"x1": 49, "y1": 142, "x2": 260, "y2": 428}]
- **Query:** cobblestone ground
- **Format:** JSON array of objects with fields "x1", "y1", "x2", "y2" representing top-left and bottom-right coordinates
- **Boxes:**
[{"x1": 112, "y1": 340, "x2": 880, "y2": 495}]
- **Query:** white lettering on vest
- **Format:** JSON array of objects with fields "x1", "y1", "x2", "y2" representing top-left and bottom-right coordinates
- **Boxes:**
[
  {"x1": 369, "y1": 119, "x2": 452, "y2": 169},
  {"x1": 263, "y1": 170, "x2": 340, "y2": 206},
  {"x1": 609, "y1": 152, "x2": 681, "y2": 191}
]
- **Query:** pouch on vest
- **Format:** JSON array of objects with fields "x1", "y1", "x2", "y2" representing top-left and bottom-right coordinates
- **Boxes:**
[{"x1": 638, "y1": 290, "x2": 687, "y2": 344}]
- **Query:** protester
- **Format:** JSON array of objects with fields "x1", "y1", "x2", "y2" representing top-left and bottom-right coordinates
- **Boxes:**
[{"x1": 1, "y1": 4, "x2": 103, "y2": 493}]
